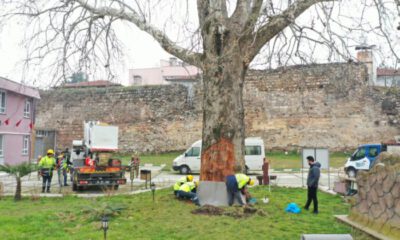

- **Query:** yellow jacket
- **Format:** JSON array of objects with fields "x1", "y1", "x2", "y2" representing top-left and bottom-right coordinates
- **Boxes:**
[
  {"x1": 39, "y1": 156, "x2": 56, "y2": 169},
  {"x1": 179, "y1": 182, "x2": 196, "y2": 192},
  {"x1": 235, "y1": 173, "x2": 250, "y2": 189},
  {"x1": 173, "y1": 176, "x2": 188, "y2": 191}
]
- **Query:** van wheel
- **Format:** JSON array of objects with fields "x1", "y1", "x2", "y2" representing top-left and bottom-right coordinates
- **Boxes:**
[
  {"x1": 72, "y1": 184, "x2": 77, "y2": 191},
  {"x1": 346, "y1": 168, "x2": 357, "y2": 178},
  {"x1": 180, "y1": 165, "x2": 190, "y2": 174}
]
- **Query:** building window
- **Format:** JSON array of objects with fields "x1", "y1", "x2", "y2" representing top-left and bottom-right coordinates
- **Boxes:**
[
  {"x1": 24, "y1": 99, "x2": 31, "y2": 118},
  {"x1": 22, "y1": 135, "x2": 29, "y2": 155},
  {"x1": 36, "y1": 130, "x2": 48, "y2": 137},
  {"x1": 133, "y1": 75, "x2": 142, "y2": 85},
  {"x1": 0, "y1": 135, "x2": 4, "y2": 157},
  {"x1": 0, "y1": 90, "x2": 6, "y2": 114}
]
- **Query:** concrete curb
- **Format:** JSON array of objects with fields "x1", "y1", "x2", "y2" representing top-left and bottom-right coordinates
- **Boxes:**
[{"x1": 335, "y1": 215, "x2": 392, "y2": 240}]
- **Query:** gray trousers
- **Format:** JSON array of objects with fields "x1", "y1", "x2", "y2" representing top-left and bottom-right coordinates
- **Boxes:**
[
  {"x1": 177, "y1": 190, "x2": 200, "y2": 205},
  {"x1": 227, "y1": 190, "x2": 245, "y2": 206}
]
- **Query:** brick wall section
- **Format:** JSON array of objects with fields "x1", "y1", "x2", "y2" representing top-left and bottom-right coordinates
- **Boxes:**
[
  {"x1": 36, "y1": 62, "x2": 400, "y2": 152},
  {"x1": 243, "y1": 63, "x2": 399, "y2": 150},
  {"x1": 37, "y1": 85, "x2": 202, "y2": 153}
]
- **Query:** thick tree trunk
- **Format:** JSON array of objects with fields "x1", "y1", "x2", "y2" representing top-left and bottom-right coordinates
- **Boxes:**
[{"x1": 200, "y1": 54, "x2": 247, "y2": 181}]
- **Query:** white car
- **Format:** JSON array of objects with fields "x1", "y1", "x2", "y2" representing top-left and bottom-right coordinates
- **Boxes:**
[{"x1": 172, "y1": 137, "x2": 265, "y2": 174}]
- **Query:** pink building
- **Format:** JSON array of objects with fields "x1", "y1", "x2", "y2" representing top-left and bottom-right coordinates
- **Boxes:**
[
  {"x1": 128, "y1": 58, "x2": 201, "y2": 86},
  {"x1": 0, "y1": 77, "x2": 40, "y2": 165}
]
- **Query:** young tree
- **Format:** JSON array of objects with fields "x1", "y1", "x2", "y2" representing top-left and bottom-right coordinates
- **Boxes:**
[
  {"x1": 0, "y1": 163, "x2": 36, "y2": 201},
  {"x1": 67, "y1": 72, "x2": 88, "y2": 84},
  {"x1": 1, "y1": 1, "x2": 399, "y2": 184}
]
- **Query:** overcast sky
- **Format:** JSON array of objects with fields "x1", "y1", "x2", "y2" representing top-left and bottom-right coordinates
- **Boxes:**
[
  {"x1": 0, "y1": 0, "x2": 398, "y2": 88},
  {"x1": 0, "y1": 21, "x2": 173, "y2": 86}
]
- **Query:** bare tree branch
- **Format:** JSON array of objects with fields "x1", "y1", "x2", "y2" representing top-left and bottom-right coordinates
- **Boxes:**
[
  {"x1": 75, "y1": 0, "x2": 202, "y2": 67},
  {"x1": 244, "y1": 0, "x2": 335, "y2": 61}
]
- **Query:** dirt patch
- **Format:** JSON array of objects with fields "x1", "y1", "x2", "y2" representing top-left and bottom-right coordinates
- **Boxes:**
[
  {"x1": 191, "y1": 205, "x2": 224, "y2": 216},
  {"x1": 191, "y1": 205, "x2": 267, "y2": 218}
]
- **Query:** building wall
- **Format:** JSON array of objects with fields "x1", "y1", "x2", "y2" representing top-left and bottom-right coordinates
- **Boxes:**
[
  {"x1": 0, "y1": 91, "x2": 34, "y2": 164},
  {"x1": 36, "y1": 63, "x2": 400, "y2": 153},
  {"x1": 128, "y1": 68, "x2": 166, "y2": 86}
]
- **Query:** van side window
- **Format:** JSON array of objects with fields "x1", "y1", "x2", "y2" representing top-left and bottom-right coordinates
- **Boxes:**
[
  {"x1": 369, "y1": 147, "x2": 379, "y2": 157},
  {"x1": 352, "y1": 148, "x2": 366, "y2": 161},
  {"x1": 187, "y1": 147, "x2": 200, "y2": 157},
  {"x1": 245, "y1": 146, "x2": 261, "y2": 155}
]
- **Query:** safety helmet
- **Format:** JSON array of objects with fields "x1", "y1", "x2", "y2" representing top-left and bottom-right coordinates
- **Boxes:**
[
  {"x1": 187, "y1": 175, "x2": 194, "y2": 182},
  {"x1": 249, "y1": 179, "x2": 255, "y2": 186},
  {"x1": 47, "y1": 149, "x2": 54, "y2": 155}
]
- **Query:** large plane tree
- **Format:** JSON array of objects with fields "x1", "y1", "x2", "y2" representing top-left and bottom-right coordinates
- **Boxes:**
[{"x1": 1, "y1": 1, "x2": 399, "y2": 182}]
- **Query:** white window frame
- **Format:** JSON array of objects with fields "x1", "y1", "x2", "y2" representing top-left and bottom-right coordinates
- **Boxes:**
[
  {"x1": 0, "y1": 135, "x2": 4, "y2": 158},
  {"x1": 22, "y1": 135, "x2": 29, "y2": 156},
  {"x1": 36, "y1": 130, "x2": 48, "y2": 137},
  {"x1": 24, "y1": 99, "x2": 31, "y2": 118},
  {"x1": 0, "y1": 90, "x2": 6, "y2": 114}
]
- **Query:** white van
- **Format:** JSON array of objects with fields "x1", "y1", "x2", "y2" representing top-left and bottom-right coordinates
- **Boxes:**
[{"x1": 172, "y1": 137, "x2": 265, "y2": 174}]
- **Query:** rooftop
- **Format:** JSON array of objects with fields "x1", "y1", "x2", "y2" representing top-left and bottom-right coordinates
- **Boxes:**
[
  {"x1": 0, "y1": 77, "x2": 40, "y2": 99},
  {"x1": 377, "y1": 68, "x2": 400, "y2": 77},
  {"x1": 61, "y1": 80, "x2": 122, "y2": 88}
]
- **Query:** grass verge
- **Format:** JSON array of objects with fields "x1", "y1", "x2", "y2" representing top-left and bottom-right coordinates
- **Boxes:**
[{"x1": 0, "y1": 186, "x2": 372, "y2": 239}]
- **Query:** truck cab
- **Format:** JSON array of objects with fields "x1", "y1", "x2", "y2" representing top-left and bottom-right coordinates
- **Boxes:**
[{"x1": 344, "y1": 144, "x2": 381, "y2": 178}]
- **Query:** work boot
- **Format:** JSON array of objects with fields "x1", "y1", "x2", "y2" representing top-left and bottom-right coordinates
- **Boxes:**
[
  {"x1": 46, "y1": 187, "x2": 50, "y2": 193},
  {"x1": 42, "y1": 187, "x2": 45, "y2": 193}
]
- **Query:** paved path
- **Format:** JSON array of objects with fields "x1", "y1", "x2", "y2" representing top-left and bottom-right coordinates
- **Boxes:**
[{"x1": 0, "y1": 167, "x2": 344, "y2": 197}]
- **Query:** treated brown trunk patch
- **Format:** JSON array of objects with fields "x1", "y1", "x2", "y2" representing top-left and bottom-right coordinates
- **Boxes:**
[{"x1": 200, "y1": 138, "x2": 235, "y2": 181}]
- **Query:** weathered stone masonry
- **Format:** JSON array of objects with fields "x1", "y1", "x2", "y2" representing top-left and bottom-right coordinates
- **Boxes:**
[
  {"x1": 350, "y1": 153, "x2": 400, "y2": 239},
  {"x1": 36, "y1": 63, "x2": 400, "y2": 152}
]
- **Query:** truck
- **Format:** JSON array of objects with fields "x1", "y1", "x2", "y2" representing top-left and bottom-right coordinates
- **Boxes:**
[
  {"x1": 70, "y1": 121, "x2": 126, "y2": 191},
  {"x1": 172, "y1": 137, "x2": 265, "y2": 174},
  {"x1": 344, "y1": 140, "x2": 400, "y2": 178}
]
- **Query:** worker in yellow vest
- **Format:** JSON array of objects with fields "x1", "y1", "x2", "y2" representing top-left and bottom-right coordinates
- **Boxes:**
[
  {"x1": 39, "y1": 149, "x2": 56, "y2": 193},
  {"x1": 173, "y1": 175, "x2": 193, "y2": 196},
  {"x1": 176, "y1": 181, "x2": 199, "y2": 205},
  {"x1": 225, "y1": 173, "x2": 254, "y2": 206}
]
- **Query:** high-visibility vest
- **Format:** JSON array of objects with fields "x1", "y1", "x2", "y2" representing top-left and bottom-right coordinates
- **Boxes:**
[
  {"x1": 173, "y1": 176, "x2": 187, "y2": 191},
  {"x1": 39, "y1": 156, "x2": 56, "y2": 169},
  {"x1": 179, "y1": 182, "x2": 196, "y2": 192},
  {"x1": 235, "y1": 173, "x2": 250, "y2": 189}
]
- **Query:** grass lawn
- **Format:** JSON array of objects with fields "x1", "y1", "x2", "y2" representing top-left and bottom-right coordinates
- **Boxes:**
[
  {"x1": 0, "y1": 187, "x2": 370, "y2": 240},
  {"x1": 114, "y1": 151, "x2": 182, "y2": 171},
  {"x1": 267, "y1": 151, "x2": 349, "y2": 170},
  {"x1": 114, "y1": 151, "x2": 349, "y2": 171}
]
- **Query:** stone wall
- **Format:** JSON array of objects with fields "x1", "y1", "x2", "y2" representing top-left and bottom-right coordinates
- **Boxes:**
[
  {"x1": 243, "y1": 63, "x2": 400, "y2": 150},
  {"x1": 35, "y1": 62, "x2": 400, "y2": 152},
  {"x1": 350, "y1": 153, "x2": 400, "y2": 238}
]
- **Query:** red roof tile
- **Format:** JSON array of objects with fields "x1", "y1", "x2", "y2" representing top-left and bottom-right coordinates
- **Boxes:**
[
  {"x1": 377, "y1": 68, "x2": 400, "y2": 76},
  {"x1": 62, "y1": 80, "x2": 121, "y2": 88}
]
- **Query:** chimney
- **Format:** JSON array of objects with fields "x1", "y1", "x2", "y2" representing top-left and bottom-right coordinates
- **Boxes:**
[
  {"x1": 169, "y1": 57, "x2": 178, "y2": 66},
  {"x1": 355, "y1": 45, "x2": 376, "y2": 85}
]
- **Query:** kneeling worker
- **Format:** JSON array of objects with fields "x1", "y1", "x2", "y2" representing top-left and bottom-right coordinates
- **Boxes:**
[
  {"x1": 173, "y1": 175, "x2": 193, "y2": 195},
  {"x1": 177, "y1": 181, "x2": 199, "y2": 205},
  {"x1": 225, "y1": 173, "x2": 254, "y2": 206}
]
